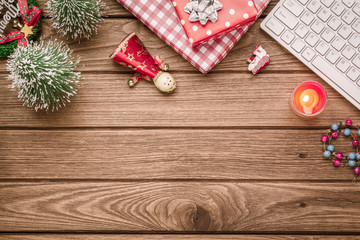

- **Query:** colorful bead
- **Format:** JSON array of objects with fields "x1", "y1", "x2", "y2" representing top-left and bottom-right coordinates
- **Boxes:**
[
  {"x1": 331, "y1": 123, "x2": 339, "y2": 131},
  {"x1": 331, "y1": 131, "x2": 339, "y2": 138},
  {"x1": 336, "y1": 152, "x2": 343, "y2": 160},
  {"x1": 321, "y1": 120, "x2": 360, "y2": 182},
  {"x1": 348, "y1": 160, "x2": 356, "y2": 167},
  {"x1": 333, "y1": 159, "x2": 341, "y2": 167},
  {"x1": 345, "y1": 119, "x2": 353, "y2": 126},
  {"x1": 349, "y1": 152, "x2": 356, "y2": 160},
  {"x1": 327, "y1": 145, "x2": 335, "y2": 152},
  {"x1": 324, "y1": 151, "x2": 331, "y2": 158},
  {"x1": 344, "y1": 128, "x2": 351, "y2": 136}
]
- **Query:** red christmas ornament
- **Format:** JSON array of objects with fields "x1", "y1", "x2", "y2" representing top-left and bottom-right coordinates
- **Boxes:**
[{"x1": 110, "y1": 32, "x2": 176, "y2": 93}]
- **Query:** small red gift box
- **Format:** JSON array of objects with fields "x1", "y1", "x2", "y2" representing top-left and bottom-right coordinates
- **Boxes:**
[{"x1": 172, "y1": 0, "x2": 258, "y2": 47}]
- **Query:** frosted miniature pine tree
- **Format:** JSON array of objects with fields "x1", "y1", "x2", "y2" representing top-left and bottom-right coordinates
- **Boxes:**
[
  {"x1": 7, "y1": 39, "x2": 81, "y2": 111},
  {"x1": 47, "y1": 0, "x2": 106, "y2": 40}
]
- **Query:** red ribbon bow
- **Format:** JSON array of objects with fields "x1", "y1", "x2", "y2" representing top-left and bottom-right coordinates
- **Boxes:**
[{"x1": 0, "y1": 0, "x2": 41, "y2": 47}]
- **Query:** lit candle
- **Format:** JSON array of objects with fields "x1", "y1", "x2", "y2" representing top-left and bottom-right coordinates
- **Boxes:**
[{"x1": 291, "y1": 82, "x2": 327, "y2": 117}]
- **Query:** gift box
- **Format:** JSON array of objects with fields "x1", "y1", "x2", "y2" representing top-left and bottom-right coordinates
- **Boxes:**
[
  {"x1": 173, "y1": 0, "x2": 258, "y2": 47},
  {"x1": 117, "y1": 0, "x2": 270, "y2": 74}
]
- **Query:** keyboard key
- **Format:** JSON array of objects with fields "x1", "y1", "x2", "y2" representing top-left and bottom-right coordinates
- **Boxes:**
[
  {"x1": 331, "y1": 2, "x2": 345, "y2": 16},
  {"x1": 327, "y1": 16, "x2": 341, "y2": 31},
  {"x1": 321, "y1": 28, "x2": 335, "y2": 42},
  {"x1": 357, "y1": 80, "x2": 360, "y2": 87},
  {"x1": 291, "y1": 39, "x2": 306, "y2": 53},
  {"x1": 295, "y1": 24, "x2": 309, "y2": 38},
  {"x1": 311, "y1": 20, "x2": 325, "y2": 34},
  {"x1": 274, "y1": 8, "x2": 298, "y2": 30},
  {"x1": 347, "y1": 67, "x2": 360, "y2": 81},
  {"x1": 307, "y1": 0, "x2": 321, "y2": 13},
  {"x1": 281, "y1": 30, "x2": 295, "y2": 44},
  {"x1": 326, "y1": 49, "x2": 340, "y2": 63},
  {"x1": 321, "y1": 0, "x2": 334, "y2": 8},
  {"x1": 318, "y1": 8, "x2": 332, "y2": 22},
  {"x1": 352, "y1": 19, "x2": 360, "y2": 33},
  {"x1": 283, "y1": 0, "x2": 304, "y2": 17},
  {"x1": 342, "y1": 0, "x2": 354, "y2": 8},
  {"x1": 331, "y1": 37, "x2": 346, "y2": 51},
  {"x1": 348, "y1": 34, "x2": 360, "y2": 48},
  {"x1": 312, "y1": 56, "x2": 345, "y2": 82},
  {"x1": 337, "y1": 25, "x2": 352, "y2": 39},
  {"x1": 352, "y1": 54, "x2": 360, "y2": 68},
  {"x1": 342, "y1": 10, "x2": 356, "y2": 25},
  {"x1": 301, "y1": 11, "x2": 315, "y2": 25},
  {"x1": 353, "y1": 3, "x2": 360, "y2": 16},
  {"x1": 336, "y1": 58, "x2": 350, "y2": 72},
  {"x1": 316, "y1": 41, "x2": 330, "y2": 55},
  {"x1": 298, "y1": 0, "x2": 309, "y2": 4},
  {"x1": 302, "y1": 47, "x2": 316, "y2": 61},
  {"x1": 305, "y1": 32, "x2": 319, "y2": 46},
  {"x1": 265, "y1": 18, "x2": 285, "y2": 35},
  {"x1": 342, "y1": 45, "x2": 356, "y2": 60}
]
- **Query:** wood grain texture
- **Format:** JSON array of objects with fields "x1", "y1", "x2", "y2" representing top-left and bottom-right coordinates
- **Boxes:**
[
  {"x1": 0, "y1": 18, "x2": 309, "y2": 73},
  {"x1": 0, "y1": 129, "x2": 358, "y2": 180},
  {"x1": 1, "y1": 235, "x2": 360, "y2": 240},
  {"x1": 0, "y1": 182, "x2": 360, "y2": 232},
  {"x1": 0, "y1": 73, "x2": 358, "y2": 128}
]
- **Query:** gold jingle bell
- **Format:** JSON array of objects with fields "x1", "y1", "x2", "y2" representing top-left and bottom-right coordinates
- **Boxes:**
[{"x1": 160, "y1": 63, "x2": 169, "y2": 72}]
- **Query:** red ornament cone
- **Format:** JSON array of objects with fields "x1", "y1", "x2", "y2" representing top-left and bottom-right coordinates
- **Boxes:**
[{"x1": 110, "y1": 32, "x2": 176, "y2": 93}]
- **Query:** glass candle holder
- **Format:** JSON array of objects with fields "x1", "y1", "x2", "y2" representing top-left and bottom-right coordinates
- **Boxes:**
[{"x1": 290, "y1": 81, "x2": 327, "y2": 117}]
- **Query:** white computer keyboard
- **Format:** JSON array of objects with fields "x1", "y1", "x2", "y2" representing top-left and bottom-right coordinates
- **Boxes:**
[{"x1": 260, "y1": 0, "x2": 360, "y2": 110}]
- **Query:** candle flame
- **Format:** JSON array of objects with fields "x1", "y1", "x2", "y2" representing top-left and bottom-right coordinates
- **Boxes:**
[{"x1": 300, "y1": 89, "x2": 319, "y2": 114}]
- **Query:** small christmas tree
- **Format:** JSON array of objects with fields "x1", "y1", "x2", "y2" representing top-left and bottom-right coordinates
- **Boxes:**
[
  {"x1": 7, "y1": 39, "x2": 81, "y2": 111},
  {"x1": 47, "y1": 0, "x2": 106, "y2": 40}
]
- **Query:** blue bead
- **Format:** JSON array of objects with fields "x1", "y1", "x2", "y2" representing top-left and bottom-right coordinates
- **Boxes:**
[
  {"x1": 357, "y1": 154, "x2": 360, "y2": 161},
  {"x1": 349, "y1": 152, "x2": 356, "y2": 160},
  {"x1": 348, "y1": 160, "x2": 356, "y2": 167},
  {"x1": 327, "y1": 145, "x2": 335, "y2": 152},
  {"x1": 331, "y1": 123, "x2": 339, "y2": 131},
  {"x1": 344, "y1": 128, "x2": 351, "y2": 136},
  {"x1": 324, "y1": 150, "x2": 331, "y2": 158},
  {"x1": 358, "y1": 129, "x2": 360, "y2": 136}
]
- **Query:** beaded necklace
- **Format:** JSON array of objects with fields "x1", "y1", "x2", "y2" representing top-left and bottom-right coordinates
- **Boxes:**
[{"x1": 321, "y1": 119, "x2": 360, "y2": 183}]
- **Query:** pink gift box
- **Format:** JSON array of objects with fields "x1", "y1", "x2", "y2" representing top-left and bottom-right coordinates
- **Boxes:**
[{"x1": 173, "y1": 0, "x2": 258, "y2": 47}]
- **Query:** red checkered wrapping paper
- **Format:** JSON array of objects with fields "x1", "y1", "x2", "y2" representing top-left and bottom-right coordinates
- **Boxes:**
[{"x1": 117, "y1": 0, "x2": 270, "y2": 74}]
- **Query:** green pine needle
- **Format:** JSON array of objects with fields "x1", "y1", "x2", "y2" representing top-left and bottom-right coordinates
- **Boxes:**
[
  {"x1": 48, "y1": 0, "x2": 106, "y2": 40},
  {"x1": 7, "y1": 39, "x2": 81, "y2": 111}
]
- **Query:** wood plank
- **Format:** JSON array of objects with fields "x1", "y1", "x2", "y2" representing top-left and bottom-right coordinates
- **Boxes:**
[
  {"x1": 0, "y1": 18, "x2": 308, "y2": 73},
  {"x1": 0, "y1": 182, "x2": 359, "y2": 232},
  {"x1": 37, "y1": 0, "x2": 278, "y2": 17},
  {"x1": 1, "y1": 235, "x2": 360, "y2": 240},
  {"x1": 0, "y1": 129, "x2": 358, "y2": 180},
  {"x1": 0, "y1": 73, "x2": 358, "y2": 128}
]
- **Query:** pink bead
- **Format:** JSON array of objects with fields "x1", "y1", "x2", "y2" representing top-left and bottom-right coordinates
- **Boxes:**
[
  {"x1": 331, "y1": 131, "x2": 338, "y2": 138},
  {"x1": 333, "y1": 159, "x2": 341, "y2": 167},
  {"x1": 345, "y1": 119, "x2": 353, "y2": 127},
  {"x1": 321, "y1": 135, "x2": 328, "y2": 142},
  {"x1": 336, "y1": 152, "x2": 343, "y2": 160},
  {"x1": 353, "y1": 139, "x2": 359, "y2": 147},
  {"x1": 354, "y1": 167, "x2": 360, "y2": 175}
]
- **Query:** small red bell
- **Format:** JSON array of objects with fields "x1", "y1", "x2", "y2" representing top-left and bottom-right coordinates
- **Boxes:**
[{"x1": 110, "y1": 32, "x2": 176, "y2": 93}]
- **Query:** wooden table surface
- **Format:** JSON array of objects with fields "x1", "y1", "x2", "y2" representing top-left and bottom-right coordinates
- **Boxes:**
[{"x1": 1, "y1": 0, "x2": 360, "y2": 239}]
